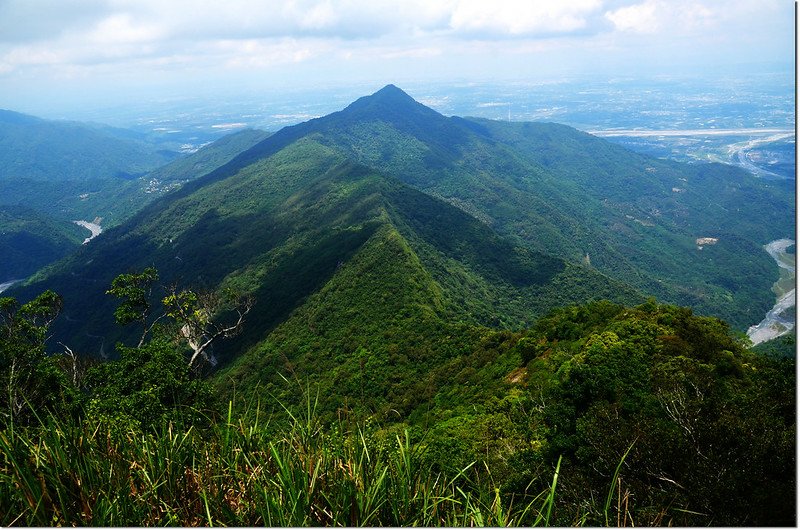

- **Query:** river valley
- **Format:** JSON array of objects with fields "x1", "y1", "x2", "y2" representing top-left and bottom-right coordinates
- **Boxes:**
[
  {"x1": 747, "y1": 238, "x2": 796, "y2": 346},
  {"x1": 74, "y1": 220, "x2": 103, "y2": 244}
]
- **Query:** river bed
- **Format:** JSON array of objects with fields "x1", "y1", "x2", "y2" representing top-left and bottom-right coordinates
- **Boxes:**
[
  {"x1": 0, "y1": 279, "x2": 21, "y2": 294},
  {"x1": 74, "y1": 220, "x2": 102, "y2": 244},
  {"x1": 747, "y1": 239, "x2": 795, "y2": 346}
]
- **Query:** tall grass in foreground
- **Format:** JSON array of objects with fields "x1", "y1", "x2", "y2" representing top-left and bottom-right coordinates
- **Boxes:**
[{"x1": 0, "y1": 399, "x2": 560, "y2": 526}]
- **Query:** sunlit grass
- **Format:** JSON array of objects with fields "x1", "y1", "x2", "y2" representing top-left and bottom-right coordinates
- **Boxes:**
[{"x1": 0, "y1": 395, "x2": 560, "y2": 527}]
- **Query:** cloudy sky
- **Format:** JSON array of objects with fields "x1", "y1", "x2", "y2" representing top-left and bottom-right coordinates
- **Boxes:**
[{"x1": 0, "y1": 0, "x2": 794, "y2": 115}]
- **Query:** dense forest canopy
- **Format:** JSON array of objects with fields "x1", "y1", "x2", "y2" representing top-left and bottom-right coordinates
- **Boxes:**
[{"x1": 0, "y1": 275, "x2": 793, "y2": 526}]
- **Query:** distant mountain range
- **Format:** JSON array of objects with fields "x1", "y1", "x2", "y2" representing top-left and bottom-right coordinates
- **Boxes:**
[
  {"x1": 0, "y1": 110, "x2": 269, "y2": 279},
  {"x1": 0, "y1": 109, "x2": 178, "y2": 182},
  {"x1": 7, "y1": 85, "x2": 794, "y2": 363}
]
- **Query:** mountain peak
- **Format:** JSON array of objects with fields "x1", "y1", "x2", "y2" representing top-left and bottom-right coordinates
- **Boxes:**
[
  {"x1": 339, "y1": 84, "x2": 442, "y2": 123},
  {"x1": 372, "y1": 84, "x2": 415, "y2": 101}
]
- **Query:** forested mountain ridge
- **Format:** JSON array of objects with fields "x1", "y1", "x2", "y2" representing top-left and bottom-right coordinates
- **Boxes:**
[
  {"x1": 257, "y1": 84, "x2": 791, "y2": 329},
  {"x1": 0, "y1": 86, "x2": 794, "y2": 527},
  {"x1": 8, "y1": 84, "x2": 792, "y2": 352},
  {"x1": 114, "y1": 84, "x2": 790, "y2": 329},
  {"x1": 13, "y1": 137, "x2": 642, "y2": 360},
  {"x1": 211, "y1": 153, "x2": 644, "y2": 410}
]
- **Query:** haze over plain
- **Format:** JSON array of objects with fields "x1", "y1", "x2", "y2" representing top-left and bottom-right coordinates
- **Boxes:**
[{"x1": 0, "y1": 0, "x2": 793, "y2": 118}]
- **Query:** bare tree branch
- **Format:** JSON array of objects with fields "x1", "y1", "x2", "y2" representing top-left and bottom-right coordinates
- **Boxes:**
[{"x1": 163, "y1": 286, "x2": 254, "y2": 369}]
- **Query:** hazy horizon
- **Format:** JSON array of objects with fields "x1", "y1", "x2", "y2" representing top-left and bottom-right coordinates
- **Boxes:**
[{"x1": 0, "y1": 0, "x2": 794, "y2": 121}]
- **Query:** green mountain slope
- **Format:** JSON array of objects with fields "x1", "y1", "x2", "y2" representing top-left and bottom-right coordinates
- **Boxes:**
[
  {"x1": 0, "y1": 127, "x2": 271, "y2": 284},
  {"x1": 143, "y1": 128, "x2": 271, "y2": 186},
  {"x1": 13, "y1": 137, "x2": 640, "y2": 362},
  {"x1": 0, "y1": 205, "x2": 86, "y2": 280},
  {"x1": 0, "y1": 109, "x2": 177, "y2": 182},
  {"x1": 0, "y1": 125, "x2": 270, "y2": 228},
  {"x1": 9, "y1": 84, "x2": 790, "y2": 357},
  {"x1": 217, "y1": 216, "x2": 640, "y2": 419},
  {"x1": 265, "y1": 86, "x2": 789, "y2": 330}
]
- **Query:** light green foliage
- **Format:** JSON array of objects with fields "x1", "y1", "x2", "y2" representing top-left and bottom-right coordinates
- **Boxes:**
[
  {"x1": 0, "y1": 395, "x2": 557, "y2": 527},
  {"x1": 163, "y1": 290, "x2": 202, "y2": 323},
  {"x1": 162, "y1": 285, "x2": 254, "y2": 368}
]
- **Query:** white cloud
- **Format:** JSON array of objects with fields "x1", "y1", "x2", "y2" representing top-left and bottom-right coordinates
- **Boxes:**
[
  {"x1": 294, "y1": 0, "x2": 339, "y2": 30},
  {"x1": 681, "y1": 3, "x2": 714, "y2": 29},
  {"x1": 605, "y1": 1, "x2": 718, "y2": 35},
  {"x1": 604, "y1": 1, "x2": 659, "y2": 33},
  {"x1": 0, "y1": 0, "x2": 792, "y2": 111},
  {"x1": 0, "y1": 0, "x2": 111, "y2": 43},
  {"x1": 449, "y1": 0, "x2": 602, "y2": 36},
  {"x1": 87, "y1": 14, "x2": 164, "y2": 44},
  {"x1": 217, "y1": 38, "x2": 324, "y2": 68},
  {"x1": 380, "y1": 47, "x2": 442, "y2": 59}
]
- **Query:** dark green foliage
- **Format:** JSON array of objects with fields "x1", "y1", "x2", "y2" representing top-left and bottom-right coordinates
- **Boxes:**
[
  {"x1": 0, "y1": 206, "x2": 85, "y2": 280},
  {"x1": 83, "y1": 338, "x2": 215, "y2": 430},
  {"x1": 523, "y1": 300, "x2": 795, "y2": 526},
  {"x1": 106, "y1": 267, "x2": 159, "y2": 329},
  {"x1": 0, "y1": 291, "x2": 79, "y2": 425}
]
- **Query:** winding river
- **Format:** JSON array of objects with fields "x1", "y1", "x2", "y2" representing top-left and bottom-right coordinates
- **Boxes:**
[{"x1": 747, "y1": 239, "x2": 795, "y2": 346}]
